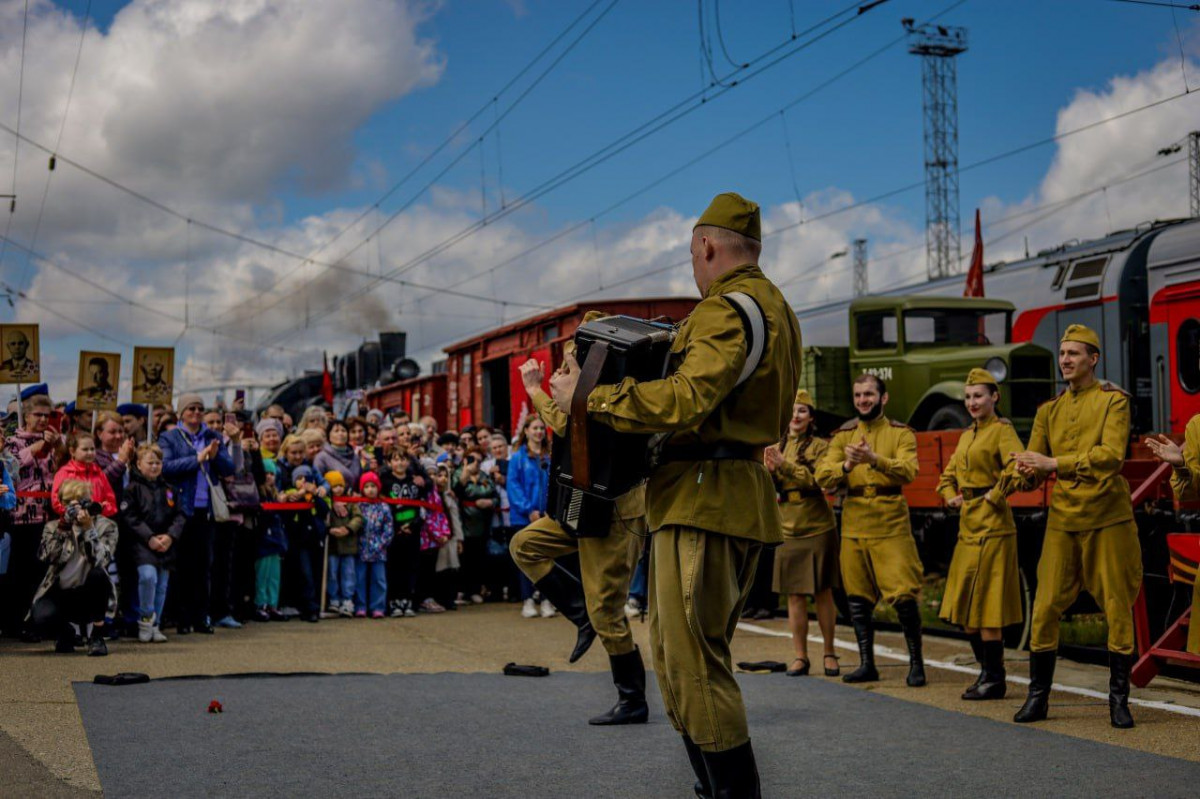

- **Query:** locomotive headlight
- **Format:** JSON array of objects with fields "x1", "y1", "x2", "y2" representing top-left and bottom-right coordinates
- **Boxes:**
[{"x1": 985, "y1": 357, "x2": 1008, "y2": 383}]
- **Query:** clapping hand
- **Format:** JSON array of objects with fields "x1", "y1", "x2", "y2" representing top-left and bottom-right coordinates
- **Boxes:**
[
  {"x1": 763, "y1": 446, "x2": 784, "y2": 472},
  {"x1": 844, "y1": 437, "x2": 876, "y2": 468},
  {"x1": 1145, "y1": 434, "x2": 1185, "y2": 468}
]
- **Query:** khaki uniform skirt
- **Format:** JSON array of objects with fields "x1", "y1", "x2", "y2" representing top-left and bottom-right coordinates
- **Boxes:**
[
  {"x1": 772, "y1": 528, "x2": 839, "y2": 595},
  {"x1": 938, "y1": 532, "x2": 1022, "y2": 629}
]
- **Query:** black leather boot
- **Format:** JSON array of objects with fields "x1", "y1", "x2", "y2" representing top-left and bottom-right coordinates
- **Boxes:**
[
  {"x1": 682, "y1": 736, "x2": 713, "y2": 799},
  {"x1": 842, "y1": 596, "x2": 879, "y2": 683},
  {"x1": 965, "y1": 633, "x2": 985, "y2": 692},
  {"x1": 87, "y1": 627, "x2": 108, "y2": 657},
  {"x1": 589, "y1": 647, "x2": 649, "y2": 725},
  {"x1": 963, "y1": 640, "x2": 1006, "y2": 700},
  {"x1": 1013, "y1": 649, "x2": 1057, "y2": 723},
  {"x1": 701, "y1": 740, "x2": 762, "y2": 799},
  {"x1": 895, "y1": 599, "x2": 926, "y2": 687},
  {"x1": 534, "y1": 567, "x2": 596, "y2": 663},
  {"x1": 1108, "y1": 652, "x2": 1135, "y2": 729}
]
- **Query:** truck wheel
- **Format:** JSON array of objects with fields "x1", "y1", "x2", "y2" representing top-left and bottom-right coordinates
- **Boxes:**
[{"x1": 927, "y1": 404, "x2": 971, "y2": 430}]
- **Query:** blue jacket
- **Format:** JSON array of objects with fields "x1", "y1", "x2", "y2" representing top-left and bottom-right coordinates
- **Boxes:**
[
  {"x1": 158, "y1": 425, "x2": 235, "y2": 517},
  {"x1": 0, "y1": 458, "x2": 17, "y2": 512},
  {"x1": 506, "y1": 445, "x2": 550, "y2": 528}
]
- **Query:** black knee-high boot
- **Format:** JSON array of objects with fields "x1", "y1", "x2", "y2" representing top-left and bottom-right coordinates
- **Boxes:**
[
  {"x1": 682, "y1": 736, "x2": 713, "y2": 799},
  {"x1": 895, "y1": 599, "x2": 926, "y2": 687},
  {"x1": 1013, "y1": 650, "x2": 1057, "y2": 723},
  {"x1": 533, "y1": 566, "x2": 596, "y2": 663},
  {"x1": 1108, "y1": 652, "x2": 1135, "y2": 729},
  {"x1": 842, "y1": 596, "x2": 879, "y2": 683},
  {"x1": 963, "y1": 639, "x2": 1006, "y2": 700},
  {"x1": 965, "y1": 632, "x2": 984, "y2": 692},
  {"x1": 588, "y1": 646, "x2": 649, "y2": 725}
]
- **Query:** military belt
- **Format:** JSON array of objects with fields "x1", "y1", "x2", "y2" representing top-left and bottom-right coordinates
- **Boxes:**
[
  {"x1": 658, "y1": 443, "x2": 764, "y2": 464},
  {"x1": 960, "y1": 485, "x2": 996, "y2": 501},
  {"x1": 846, "y1": 485, "x2": 902, "y2": 498},
  {"x1": 780, "y1": 489, "x2": 825, "y2": 503}
]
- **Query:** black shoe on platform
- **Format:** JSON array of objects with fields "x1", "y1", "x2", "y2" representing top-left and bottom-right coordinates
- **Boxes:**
[
  {"x1": 1108, "y1": 652, "x2": 1135, "y2": 729},
  {"x1": 534, "y1": 567, "x2": 596, "y2": 663},
  {"x1": 842, "y1": 596, "x2": 879, "y2": 683},
  {"x1": 895, "y1": 599, "x2": 926, "y2": 687},
  {"x1": 962, "y1": 639, "x2": 1006, "y2": 700},
  {"x1": 1013, "y1": 649, "x2": 1057, "y2": 723},
  {"x1": 589, "y1": 647, "x2": 649, "y2": 726},
  {"x1": 701, "y1": 740, "x2": 762, "y2": 799},
  {"x1": 87, "y1": 629, "x2": 108, "y2": 657},
  {"x1": 54, "y1": 626, "x2": 76, "y2": 654}
]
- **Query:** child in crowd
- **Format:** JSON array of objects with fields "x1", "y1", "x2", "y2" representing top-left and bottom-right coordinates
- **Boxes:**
[
  {"x1": 279, "y1": 465, "x2": 328, "y2": 623},
  {"x1": 435, "y1": 432, "x2": 459, "y2": 466},
  {"x1": 254, "y1": 459, "x2": 289, "y2": 622},
  {"x1": 356, "y1": 472, "x2": 394, "y2": 618},
  {"x1": 324, "y1": 471, "x2": 362, "y2": 617},
  {"x1": 301, "y1": 429, "x2": 325, "y2": 465},
  {"x1": 382, "y1": 450, "x2": 428, "y2": 617},
  {"x1": 119, "y1": 443, "x2": 185, "y2": 643}
]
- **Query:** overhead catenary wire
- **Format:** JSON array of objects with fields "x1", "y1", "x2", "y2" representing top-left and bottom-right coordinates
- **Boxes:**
[{"x1": 0, "y1": 0, "x2": 32, "y2": 275}]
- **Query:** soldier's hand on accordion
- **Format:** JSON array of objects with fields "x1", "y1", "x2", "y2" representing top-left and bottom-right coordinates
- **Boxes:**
[{"x1": 550, "y1": 351, "x2": 581, "y2": 414}]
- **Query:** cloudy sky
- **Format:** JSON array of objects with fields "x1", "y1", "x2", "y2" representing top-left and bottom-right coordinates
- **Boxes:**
[{"x1": 0, "y1": 0, "x2": 1196, "y2": 402}]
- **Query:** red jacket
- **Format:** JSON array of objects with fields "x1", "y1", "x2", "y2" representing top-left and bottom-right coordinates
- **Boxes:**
[{"x1": 51, "y1": 459, "x2": 119, "y2": 518}]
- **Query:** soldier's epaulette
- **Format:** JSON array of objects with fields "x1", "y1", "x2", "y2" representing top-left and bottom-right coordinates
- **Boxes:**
[
  {"x1": 997, "y1": 417, "x2": 1014, "y2": 426},
  {"x1": 835, "y1": 419, "x2": 859, "y2": 432},
  {"x1": 888, "y1": 419, "x2": 913, "y2": 430},
  {"x1": 1101, "y1": 381, "x2": 1131, "y2": 397}
]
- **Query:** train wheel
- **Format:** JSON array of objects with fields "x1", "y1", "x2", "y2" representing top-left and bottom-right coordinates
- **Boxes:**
[{"x1": 1003, "y1": 565, "x2": 1034, "y2": 650}]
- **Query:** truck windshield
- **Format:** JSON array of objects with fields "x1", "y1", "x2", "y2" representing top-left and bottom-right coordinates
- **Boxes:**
[{"x1": 903, "y1": 309, "x2": 1010, "y2": 347}]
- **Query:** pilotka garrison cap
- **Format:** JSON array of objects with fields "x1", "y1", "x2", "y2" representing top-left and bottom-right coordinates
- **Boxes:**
[
  {"x1": 695, "y1": 192, "x2": 761, "y2": 242},
  {"x1": 1060, "y1": 323, "x2": 1101, "y2": 351},
  {"x1": 965, "y1": 368, "x2": 997, "y2": 387},
  {"x1": 794, "y1": 388, "x2": 815, "y2": 408}
]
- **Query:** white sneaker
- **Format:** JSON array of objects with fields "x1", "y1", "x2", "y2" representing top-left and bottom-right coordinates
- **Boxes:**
[
  {"x1": 470, "y1": 594, "x2": 485, "y2": 605},
  {"x1": 338, "y1": 600, "x2": 354, "y2": 618},
  {"x1": 521, "y1": 598, "x2": 538, "y2": 618},
  {"x1": 137, "y1": 615, "x2": 155, "y2": 643},
  {"x1": 625, "y1": 599, "x2": 641, "y2": 617},
  {"x1": 151, "y1": 626, "x2": 168, "y2": 643},
  {"x1": 540, "y1": 599, "x2": 556, "y2": 618}
]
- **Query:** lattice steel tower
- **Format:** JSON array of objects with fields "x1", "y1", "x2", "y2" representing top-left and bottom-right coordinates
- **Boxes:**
[
  {"x1": 1189, "y1": 130, "x2": 1199, "y2": 218},
  {"x1": 905, "y1": 21, "x2": 968, "y2": 280},
  {"x1": 852, "y1": 238, "x2": 868, "y2": 297}
]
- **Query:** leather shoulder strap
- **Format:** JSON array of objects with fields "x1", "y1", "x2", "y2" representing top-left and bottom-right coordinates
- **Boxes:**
[
  {"x1": 569, "y1": 340, "x2": 609, "y2": 489},
  {"x1": 723, "y1": 291, "x2": 766, "y2": 387}
]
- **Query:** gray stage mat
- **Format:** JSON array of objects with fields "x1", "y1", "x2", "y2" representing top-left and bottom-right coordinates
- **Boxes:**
[{"x1": 74, "y1": 672, "x2": 1199, "y2": 798}]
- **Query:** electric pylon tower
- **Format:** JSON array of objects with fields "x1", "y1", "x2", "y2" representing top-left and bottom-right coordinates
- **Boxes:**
[
  {"x1": 853, "y1": 238, "x2": 868, "y2": 297},
  {"x1": 905, "y1": 21, "x2": 968, "y2": 280},
  {"x1": 1189, "y1": 130, "x2": 1199, "y2": 218}
]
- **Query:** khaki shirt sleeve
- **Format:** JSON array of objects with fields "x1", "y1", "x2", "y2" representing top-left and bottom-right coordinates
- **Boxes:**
[
  {"x1": 936, "y1": 441, "x2": 961, "y2": 503},
  {"x1": 1022, "y1": 404, "x2": 1051, "y2": 488},
  {"x1": 1171, "y1": 418, "x2": 1200, "y2": 501},
  {"x1": 1055, "y1": 392, "x2": 1128, "y2": 482},
  {"x1": 778, "y1": 438, "x2": 824, "y2": 489},
  {"x1": 587, "y1": 298, "x2": 747, "y2": 434},
  {"x1": 873, "y1": 427, "x2": 918, "y2": 484},
  {"x1": 992, "y1": 422, "x2": 1031, "y2": 499},
  {"x1": 815, "y1": 433, "x2": 848, "y2": 491},
  {"x1": 529, "y1": 388, "x2": 568, "y2": 437}
]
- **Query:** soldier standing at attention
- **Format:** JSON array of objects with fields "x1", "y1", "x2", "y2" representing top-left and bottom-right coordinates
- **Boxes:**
[
  {"x1": 815, "y1": 374, "x2": 924, "y2": 687},
  {"x1": 551, "y1": 192, "x2": 801, "y2": 798},
  {"x1": 509, "y1": 341, "x2": 650, "y2": 727},
  {"x1": 1012, "y1": 324, "x2": 1141, "y2": 729},
  {"x1": 1145, "y1": 419, "x2": 1200, "y2": 657},
  {"x1": 935, "y1": 368, "x2": 1028, "y2": 700},
  {"x1": 764, "y1": 389, "x2": 840, "y2": 677}
]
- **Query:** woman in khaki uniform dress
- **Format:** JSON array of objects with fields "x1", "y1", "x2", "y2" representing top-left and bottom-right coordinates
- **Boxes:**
[
  {"x1": 936, "y1": 368, "x2": 1027, "y2": 700},
  {"x1": 765, "y1": 389, "x2": 840, "y2": 677}
]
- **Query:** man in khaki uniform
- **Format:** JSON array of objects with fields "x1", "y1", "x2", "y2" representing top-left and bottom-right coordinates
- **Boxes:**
[
  {"x1": 816, "y1": 374, "x2": 924, "y2": 686},
  {"x1": 551, "y1": 193, "x2": 801, "y2": 799},
  {"x1": 1146, "y1": 417, "x2": 1200, "y2": 656},
  {"x1": 509, "y1": 347, "x2": 649, "y2": 727},
  {"x1": 1013, "y1": 324, "x2": 1141, "y2": 729}
]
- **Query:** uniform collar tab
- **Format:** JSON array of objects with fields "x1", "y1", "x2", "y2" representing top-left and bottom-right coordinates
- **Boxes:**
[{"x1": 704, "y1": 263, "x2": 762, "y2": 298}]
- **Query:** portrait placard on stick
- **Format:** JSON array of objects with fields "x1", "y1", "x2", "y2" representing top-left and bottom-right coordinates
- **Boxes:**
[
  {"x1": 0, "y1": 324, "x2": 41, "y2": 383},
  {"x1": 131, "y1": 346, "x2": 175, "y2": 406},
  {"x1": 77, "y1": 351, "x2": 120, "y2": 411}
]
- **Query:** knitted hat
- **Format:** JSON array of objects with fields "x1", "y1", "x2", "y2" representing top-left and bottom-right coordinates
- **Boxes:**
[
  {"x1": 324, "y1": 470, "x2": 345, "y2": 488},
  {"x1": 255, "y1": 418, "x2": 284, "y2": 440},
  {"x1": 359, "y1": 471, "x2": 381, "y2": 491},
  {"x1": 291, "y1": 465, "x2": 315, "y2": 484},
  {"x1": 965, "y1": 368, "x2": 998, "y2": 387},
  {"x1": 1061, "y1": 323, "x2": 1101, "y2": 351},
  {"x1": 694, "y1": 192, "x2": 761, "y2": 241},
  {"x1": 177, "y1": 393, "x2": 204, "y2": 412}
]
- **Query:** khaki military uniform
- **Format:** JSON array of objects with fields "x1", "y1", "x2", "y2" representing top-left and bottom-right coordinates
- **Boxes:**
[
  {"x1": 816, "y1": 416, "x2": 921, "y2": 605},
  {"x1": 772, "y1": 433, "x2": 838, "y2": 595},
  {"x1": 1026, "y1": 381, "x2": 1142, "y2": 655},
  {"x1": 1166, "y1": 413, "x2": 1200, "y2": 655},
  {"x1": 509, "y1": 388, "x2": 644, "y2": 656},
  {"x1": 588, "y1": 263, "x2": 801, "y2": 752},
  {"x1": 936, "y1": 415, "x2": 1027, "y2": 629}
]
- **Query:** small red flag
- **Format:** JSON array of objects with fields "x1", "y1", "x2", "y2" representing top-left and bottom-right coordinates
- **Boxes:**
[
  {"x1": 321, "y1": 352, "x2": 334, "y2": 406},
  {"x1": 964, "y1": 208, "x2": 984, "y2": 298}
]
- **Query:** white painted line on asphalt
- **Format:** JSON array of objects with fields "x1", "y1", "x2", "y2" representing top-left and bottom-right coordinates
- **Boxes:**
[{"x1": 736, "y1": 621, "x2": 1200, "y2": 719}]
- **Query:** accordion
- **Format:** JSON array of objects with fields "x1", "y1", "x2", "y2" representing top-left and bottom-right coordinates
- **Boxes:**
[{"x1": 548, "y1": 315, "x2": 676, "y2": 537}]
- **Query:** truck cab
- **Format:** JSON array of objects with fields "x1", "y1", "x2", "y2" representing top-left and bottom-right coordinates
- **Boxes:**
[{"x1": 801, "y1": 296, "x2": 1057, "y2": 434}]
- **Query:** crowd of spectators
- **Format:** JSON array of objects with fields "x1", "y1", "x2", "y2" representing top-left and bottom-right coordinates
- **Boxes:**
[{"x1": 0, "y1": 384, "x2": 652, "y2": 656}]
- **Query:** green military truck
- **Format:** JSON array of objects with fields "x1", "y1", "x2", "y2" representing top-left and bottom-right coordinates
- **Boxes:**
[{"x1": 797, "y1": 296, "x2": 1056, "y2": 435}]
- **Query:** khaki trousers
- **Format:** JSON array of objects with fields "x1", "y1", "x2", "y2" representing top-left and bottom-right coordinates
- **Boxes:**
[
  {"x1": 649, "y1": 525, "x2": 760, "y2": 753},
  {"x1": 839, "y1": 534, "x2": 923, "y2": 605},
  {"x1": 1029, "y1": 520, "x2": 1142, "y2": 655},
  {"x1": 509, "y1": 514, "x2": 643, "y2": 656}
]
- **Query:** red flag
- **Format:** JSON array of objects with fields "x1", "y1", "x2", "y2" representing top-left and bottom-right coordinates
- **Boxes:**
[
  {"x1": 964, "y1": 208, "x2": 984, "y2": 298},
  {"x1": 321, "y1": 352, "x2": 334, "y2": 406}
]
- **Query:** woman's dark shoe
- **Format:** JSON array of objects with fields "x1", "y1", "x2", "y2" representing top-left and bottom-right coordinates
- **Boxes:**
[
  {"x1": 253, "y1": 607, "x2": 271, "y2": 622},
  {"x1": 1014, "y1": 650, "x2": 1057, "y2": 723},
  {"x1": 87, "y1": 630, "x2": 108, "y2": 657},
  {"x1": 823, "y1": 654, "x2": 840, "y2": 677},
  {"x1": 962, "y1": 640, "x2": 1007, "y2": 701},
  {"x1": 268, "y1": 608, "x2": 289, "y2": 622},
  {"x1": 194, "y1": 623, "x2": 215, "y2": 634},
  {"x1": 176, "y1": 624, "x2": 192, "y2": 635},
  {"x1": 966, "y1": 633, "x2": 985, "y2": 691},
  {"x1": 786, "y1": 657, "x2": 810, "y2": 677},
  {"x1": 54, "y1": 629, "x2": 76, "y2": 654}
]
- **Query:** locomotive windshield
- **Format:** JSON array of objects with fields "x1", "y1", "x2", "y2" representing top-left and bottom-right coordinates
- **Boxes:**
[{"x1": 902, "y1": 309, "x2": 1011, "y2": 348}]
